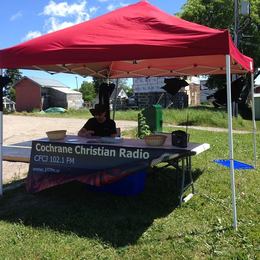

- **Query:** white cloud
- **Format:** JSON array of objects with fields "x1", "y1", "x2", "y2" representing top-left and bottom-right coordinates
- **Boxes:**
[
  {"x1": 22, "y1": 0, "x2": 122, "y2": 42},
  {"x1": 45, "y1": 17, "x2": 75, "y2": 32},
  {"x1": 106, "y1": 2, "x2": 130, "y2": 11},
  {"x1": 119, "y1": 2, "x2": 130, "y2": 7},
  {"x1": 42, "y1": 0, "x2": 92, "y2": 32},
  {"x1": 89, "y1": 6, "x2": 99, "y2": 14},
  {"x1": 22, "y1": 31, "x2": 42, "y2": 41},
  {"x1": 107, "y1": 4, "x2": 116, "y2": 11},
  {"x1": 10, "y1": 11, "x2": 22, "y2": 21},
  {"x1": 43, "y1": 0, "x2": 87, "y2": 17}
]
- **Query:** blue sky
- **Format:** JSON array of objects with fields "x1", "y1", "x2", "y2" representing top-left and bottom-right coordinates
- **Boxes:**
[{"x1": 0, "y1": 0, "x2": 187, "y2": 89}]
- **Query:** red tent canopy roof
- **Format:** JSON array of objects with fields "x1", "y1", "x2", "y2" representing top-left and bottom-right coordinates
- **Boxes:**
[{"x1": 0, "y1": 1, "x2": 253, "y2": 78}]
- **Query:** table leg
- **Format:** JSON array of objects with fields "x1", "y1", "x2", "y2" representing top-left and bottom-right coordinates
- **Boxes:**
[
  {"x1": 179, "y1": 155, "x2": 195, "y2": 206},
  {"x1": 179, "y1": 157, "x2": 185, "y2": 205}
]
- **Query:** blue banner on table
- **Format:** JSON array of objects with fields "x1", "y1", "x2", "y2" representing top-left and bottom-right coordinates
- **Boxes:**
[{"x1": 27, "y1": 141, "x2": 188, "y2": 193}]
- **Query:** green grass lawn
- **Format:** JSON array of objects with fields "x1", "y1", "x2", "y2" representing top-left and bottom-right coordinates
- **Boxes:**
[{"x1": 0, "y1": 129, "x2": 259, "y2": 259}]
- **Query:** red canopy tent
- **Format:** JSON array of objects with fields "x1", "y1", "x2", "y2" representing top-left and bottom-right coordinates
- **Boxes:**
[
  {"x1": 0, "y1": 1, "x2": 253, "y2": 77},
  {"x1": 0, "y1": 0, "x2": 256, "y2": 230}
]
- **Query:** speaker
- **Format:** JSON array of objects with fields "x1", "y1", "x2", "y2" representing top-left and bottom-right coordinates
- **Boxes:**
[{"x1": 171, "y1": 130, "x2": 189, "y2": 148}]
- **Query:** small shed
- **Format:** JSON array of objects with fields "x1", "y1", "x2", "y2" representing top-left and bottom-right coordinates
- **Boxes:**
[
  {"x1": 13, "y1": 76, "x2": 83, "y2": 112},
  {"x1": 3, "y1": 97, "x2": 16, "y2": 112}
]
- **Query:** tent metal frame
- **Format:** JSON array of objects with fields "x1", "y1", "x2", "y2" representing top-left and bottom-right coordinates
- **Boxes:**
[
  {"x1": 0, "y1": 69, "x2": 3, "y2": 195},
  {"x1": 225, "y1": 55, "x2": 256, "y2": 230},
  {"x1": 0, "y1": 58, "x2": 257, "y2": 230},
  {"x1": 0, "y1": 0, "x2": 256, "y2": 228}
]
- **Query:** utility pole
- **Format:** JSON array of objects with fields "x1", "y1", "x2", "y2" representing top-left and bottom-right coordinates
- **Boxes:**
[
  {"x1": 234, "y1": 0, "x2": 239, "y2": 47},
  {"x1": 75, "y1": 76, "x2": 79, "y2": 91},
  {"x1": 235, "y1": 0, "x2": 251, "y2": 47},
  {"x1": 233, "y1": 0, "x2": 239, "y2": 117},
  {"x1": 233, "y1": 0, "x2": 250, "y2": 117}
]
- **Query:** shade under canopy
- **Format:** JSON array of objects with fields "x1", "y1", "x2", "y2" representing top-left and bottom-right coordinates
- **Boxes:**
[
  {"x1": 0, "y1": 1, "x2": 256, "y2": 231},
  {"x1": 0, "y1": 1, "x2": 253, "y2": 78}
]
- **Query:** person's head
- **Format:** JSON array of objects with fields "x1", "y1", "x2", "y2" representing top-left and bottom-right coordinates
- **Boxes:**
[{"x1": 90, "y1": 104, "x2": 107, "y2": 123}]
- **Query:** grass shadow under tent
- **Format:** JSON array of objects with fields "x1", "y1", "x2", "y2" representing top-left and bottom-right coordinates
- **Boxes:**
[{"x1": 0, "y1": 168, "x2": 203, "y2": 247}]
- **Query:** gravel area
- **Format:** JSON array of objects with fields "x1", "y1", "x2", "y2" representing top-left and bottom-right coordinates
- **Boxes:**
[{"x1": 2, "y1": 115, "x2": 137, "y2": 184}]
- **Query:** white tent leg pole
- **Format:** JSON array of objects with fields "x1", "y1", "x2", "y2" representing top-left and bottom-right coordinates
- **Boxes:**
[
  {"x1": 0, "y1": 110, "x2": 2, "y2": 196},
  {"x1": 0, "y1": 69, "x2": 3, "y2": 196},
  {"x1": 226, "y1": 55, "x2": 237, "y2": 230},
  {"x1": 251, "y1": 73, "x2": 257, "y2": 168},
  {"x1": 112, "y1": 79, "x2": 119, "y2": 120}
]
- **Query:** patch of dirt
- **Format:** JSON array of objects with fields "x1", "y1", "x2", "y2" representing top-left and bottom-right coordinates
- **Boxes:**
[{"x1": 3, "y1": 161, "x2": 28, "y2": 184}]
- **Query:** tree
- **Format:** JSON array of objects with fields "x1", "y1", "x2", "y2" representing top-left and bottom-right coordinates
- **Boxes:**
[
  {"x1": 124, "y1": 86, "x2": 133, "y2": 97},
  {"x1": 112, "y1": 78, "x2": 133, "y2": 96},
  {"x1": 3, "y1": 69, "x2": 23, "y2": 100},
  {"x1": 92, "y1": 77, "x2": 106, "y2": 93},
  {"x1": 92, "y1": 77, "x2": 134, "y2": 97},
  {"x1": 79, "y1": 81, "x2": 96, "y2": 102},
  {"x1": 9, "y1": 87, "x2": 16, "y2": 101},
  {"x1": 118, "y1": 79, "x2": 131, "y2": 95},
  {"x1": 178, "y1": 0, "x2": 260, "y2": 116},
  {"x1": 178, "y1": 0, "x2": 260, "y2": 68},
  {"x1": 239, "y1": 0, "x2": 260, "y2": 66},
  {"x1": 178, "y1": 0, "x2": 233, "y2": 29}
]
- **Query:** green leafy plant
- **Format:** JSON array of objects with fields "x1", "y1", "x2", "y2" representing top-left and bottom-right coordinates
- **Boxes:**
[{"x1": 137, "y1": 112, "x2": 151, "y2": 138}]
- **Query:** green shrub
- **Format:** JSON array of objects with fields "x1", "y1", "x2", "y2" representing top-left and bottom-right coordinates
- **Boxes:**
[{"x1": 137, "y1": 112, "x2": 151, "y2": 138}]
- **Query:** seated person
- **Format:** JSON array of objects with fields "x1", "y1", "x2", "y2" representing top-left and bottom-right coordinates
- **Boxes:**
[{"x1": 78, "y1": 104, "x2": 117, "y2": 137}]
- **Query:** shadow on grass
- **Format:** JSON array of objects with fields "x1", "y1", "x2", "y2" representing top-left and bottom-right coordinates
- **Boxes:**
[
  {"x1": 238, "y1": 103, "x2": 252, "y2": 120},
  {"x1": 0, "y1": 168, "x2": 203, "y2": 247},
  {"x1": 186, "y1": 105, "x2": 226, "y2": 112},
  {"x1": 178, "y1": 120, "x2": 198, "y2": 126}
]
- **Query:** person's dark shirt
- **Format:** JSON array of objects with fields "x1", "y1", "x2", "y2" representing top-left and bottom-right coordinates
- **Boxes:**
[{"x1": 83, "y1": 118, "x2": 117, "y2": 137}]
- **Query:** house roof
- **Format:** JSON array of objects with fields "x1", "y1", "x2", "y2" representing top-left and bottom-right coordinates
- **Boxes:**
[
  {"x1": 51, "y1": 86, "x2": 82, "y2": 94},
  {"x1": 111, "y1": 87, "x2": 128, "y2": 99},
  {"x1": 26, "y1": 76, "x2": 68, "y2": 88},
  {"x1": 13, "y1": 76, "x2": 72, "y2": 89},
  {"x1": 255, "y1": 75, "x2": 260, "y2": 86},
  {"x1": 3, "y1": 96, "x2": 15, "y2": 104}
]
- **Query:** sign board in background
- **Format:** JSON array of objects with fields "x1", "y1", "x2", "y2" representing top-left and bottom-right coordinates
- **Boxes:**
[{"x1": 133, "y1": 77, "x2": 166, "y2": 93}]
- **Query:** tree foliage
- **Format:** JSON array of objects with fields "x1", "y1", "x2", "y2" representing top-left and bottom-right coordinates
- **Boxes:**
[
  {"x1": 113, "y1": 78, "x2": 133, "y2": 97},
  {"x1": 3, "y1": 69, "x2": 23, "y2": 100},
  {"x1": 92, "y1": 77, "x2": 133, "y2": 97},
  {"x1": 178, "y1": 0, "x2": 233, "y2": 29},
  {"x1": 178, "y1": 0, "x2": 260, "y2": 67},
  {"x1": 124, "y1": 86, "x2": 133, "y2": 97},
  {"x1": 177, "y1": 0, "x2": 260, "y2": 93},
  {"x1": 79, "y1": 81, "x2": 96, "y2": 102},
  {"x1": 92, "y1": 77, "x2": 106, "y2": 93}
]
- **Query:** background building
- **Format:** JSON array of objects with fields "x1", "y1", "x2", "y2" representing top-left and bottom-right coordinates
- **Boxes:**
[
  {"x1": 132, "y1": 76, "x2": 200, "y2": 108},
  {"x1": 13, "y1": 76, "x2": 83, "y2": 112}
]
